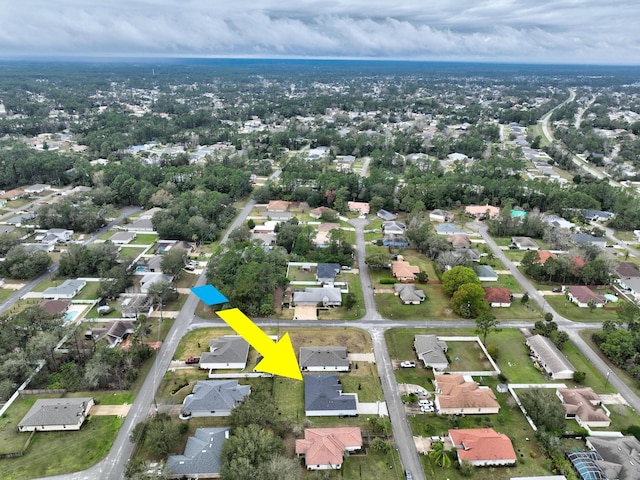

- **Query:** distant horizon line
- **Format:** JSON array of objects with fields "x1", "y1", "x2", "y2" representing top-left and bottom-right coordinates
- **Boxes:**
[{"x1": 0, "y1": 54, "x2": 639, "y2": 69}]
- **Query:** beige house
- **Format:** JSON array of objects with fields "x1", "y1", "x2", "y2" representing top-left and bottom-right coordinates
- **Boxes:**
[{"x1": 434, "y1": 374, "x2": 500, "y2": 415}]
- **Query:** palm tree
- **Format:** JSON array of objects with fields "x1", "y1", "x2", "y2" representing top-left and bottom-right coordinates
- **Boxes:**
[{"x1": 428, "y1": 440, "x2": 451, "y2": 468}]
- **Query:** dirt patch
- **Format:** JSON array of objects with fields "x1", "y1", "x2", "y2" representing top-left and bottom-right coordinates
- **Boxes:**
[{"x1": 90, "y1": 404, "x2": 131, "y2": 416}]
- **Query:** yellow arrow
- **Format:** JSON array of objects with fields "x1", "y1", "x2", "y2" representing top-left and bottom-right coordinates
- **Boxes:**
[{"x1": 216, "y1": 308, "x2": 302, "y2": 381}]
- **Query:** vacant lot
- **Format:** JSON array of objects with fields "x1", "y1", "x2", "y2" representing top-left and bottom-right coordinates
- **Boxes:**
[
  {"x1": 376, "y1": 284, "x2": 460, "y2": 321},
  {"x1": 446, "y1": 341, "x2": 495, "y2": 373}
]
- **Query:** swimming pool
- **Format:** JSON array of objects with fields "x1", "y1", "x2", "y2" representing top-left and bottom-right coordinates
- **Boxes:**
[{"x1": 64, "y1": 311, "x2": 79, "y2": 322}]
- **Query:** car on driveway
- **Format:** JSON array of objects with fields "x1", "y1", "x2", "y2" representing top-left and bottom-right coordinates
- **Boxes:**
[
  {"x1": 400, "y1": 361, "x2": 416, "y2": 368},
  {"x1": 414, "y1": 387, "x2": 428, "y2": 396},
  {"x1": 185, "y1": 356, "x2": 200, "y2": 364}
]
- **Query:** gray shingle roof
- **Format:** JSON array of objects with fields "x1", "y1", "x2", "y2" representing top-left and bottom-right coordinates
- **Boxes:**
[
  {"x1": 304, "y1": 374, "x2": 357, "y2": 412},
  {"x1": 317, "y1": 263, "x2": 340, "y2": 281},
  {"x1": 526, "y1": 334, "x2": 575, "y2": 377},
  {"x1": 201, "y1": 336, "x2": 250, "y2": 366},
  {"x1": 181, "y1": 380, "x2": 250, "y2": 416},
  {"x1": 18, "y1": 397, "x2": 93, "y2": 429},
  {"x1": 414, "y1": 335, "x2": 448, "y2": 368},
  {"x1": 166, "y1": 427, "x2": 230, "y2": 476},
  {"x1": 299, "y1": 346, "x2": 349, "y2": 369}
]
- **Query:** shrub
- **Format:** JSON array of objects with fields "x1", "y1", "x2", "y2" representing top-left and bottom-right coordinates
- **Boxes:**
[{"x1": 379, "y1": 278, "x2": 397, "y2": 284}]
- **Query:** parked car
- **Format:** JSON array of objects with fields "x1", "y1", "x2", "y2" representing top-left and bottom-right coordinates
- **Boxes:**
[
  {"x1": 341, "y1": 265, "x2": 352, "y2": 271},
  {"x1": 552, "y1": 287, "x2": 562, "y2": 293},
  {"x1": 405, "y1": 471, "x2": 412, "y2": 480},
  {"x1": 419, "y1": 399, "x2": 433, "y2": 407},
  {"x1": 414, "y1": 387, "x2": 428, "y2": 396},
  {"x1": 400, "y1": 361, "x2": 416, "y2": 368},
  {"x1": 185, "y1": 357, "x2": 200, "y2": 364},
  {"x1": 420, "y1": 406, "x2": 435, "y2": 413}
]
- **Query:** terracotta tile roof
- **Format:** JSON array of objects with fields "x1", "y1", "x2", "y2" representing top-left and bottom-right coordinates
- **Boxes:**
[
  {"x1": 39, "y1": 299, "x2": 71, "y2": 315},
  {"x1": 558, "y1": 388, "x2": 610, "y2": 425},
  {"x1": 483, "y1": 287, "x2": 511, "y2": 304},
  {"x1": 536, "y1": 250, "x2": 557, "y2": 264},
  {"x1": 391, "y1": 256, "x2": 420, "y2": 280},
  {"x1": 295, "y1": 427, "x2": 362, "y2": 468},
  {"x1": 267, "y1": 200, "x2": 291, "y2": 212},
  {"x1": 449, "y1": 428, "x2": 516, "y2": 463},
  {"x1": 435, "y1": 375, "x2": 500, "y2": 410}
]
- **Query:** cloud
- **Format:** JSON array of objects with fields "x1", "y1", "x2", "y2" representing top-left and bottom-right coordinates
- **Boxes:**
[{"x1": 1, "y1": 0, "x2": 639, "y2": 63}]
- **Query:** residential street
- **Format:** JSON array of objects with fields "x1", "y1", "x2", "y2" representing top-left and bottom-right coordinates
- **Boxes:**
[{"x1": 35, "y1": 202, "x2": 640, "y2": 480}]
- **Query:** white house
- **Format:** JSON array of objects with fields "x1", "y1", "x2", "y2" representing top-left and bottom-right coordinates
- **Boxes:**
[
  {"x1": 299, "y1": 346, "x2": 350, "y2": 372},
  {"x1": 199, "y1": 336, "x2": 250, "y2": 370},
  {"x1": 304, "y1": 374, "x2": 358, "y2": 417},
  {"x1": 526, "y1": 334, "x2": 575, "y2": 380},
  {"x1": 42, "y1": 279, "x2": 87, "y2": 300}
]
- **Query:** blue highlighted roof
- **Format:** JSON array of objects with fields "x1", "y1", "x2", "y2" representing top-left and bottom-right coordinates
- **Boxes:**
[{"x1": 191, "y1": 285, "x2": 229, "y2": 306}]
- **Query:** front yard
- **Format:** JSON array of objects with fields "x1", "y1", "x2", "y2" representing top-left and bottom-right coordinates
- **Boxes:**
[{"x1": 545, "y1": 294, "x2": 626, "y2": 323}]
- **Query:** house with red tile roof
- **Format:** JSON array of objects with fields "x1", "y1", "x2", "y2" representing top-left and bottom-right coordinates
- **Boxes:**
[
  {"x1": 534, "y1": 250, "x2": 557, "y2": 264},
  {"x1": 464, "y1": 205, "x2": 500, "y2": 219},
  {"x1": 295, "y1": 427, "x2": 362, "y2": 470},
  {"x1": 557, "y1": 387, "x2": 610, "y2": 428},
  {"x1": 347, "y1": 201, "x2": 370, "y2": 215},
  {"x1": 483, "y1": 287, "x2": 512, "y2": 307},
  {"x1": 267, "y1": 200, "x2": 292, "y2": 212},
  {"x1": 448, "y1": 428, "x2": 516, "y2": 466},
  {"x1": 391, "y1": 255, "x2": 420, "y2": 282},
  {"x1": 434, "y1": 375, "x2": 500, "y2": 415},
  {"x1": 567, "y1": 286, "x2": 606, "y2": 308}
]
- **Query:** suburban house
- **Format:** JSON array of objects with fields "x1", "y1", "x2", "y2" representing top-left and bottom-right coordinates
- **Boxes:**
[
  {"x1": 166, "y1": 427, "x2": 230, "y2": 478},
  {"x1": 91, "y1": 320, "x2": 135, "y2": 348},
  {"x1": 473, "y1": 265, "x2": 498, "y2": 282},
  {"x1": 615, "y1": 262, "x2": 640, "y2": 300},
  {"x1": 453, "y1": 249, "x2": 481, "y2": 263},
  {"x1": 304, "y1": 374, "x2": 358, "y2": 417},
  {"x1": 120, "y1": 295, "x2": 151, "y2": 318},
  {"x1": 435, "y1": 223, "x2": 467, "y2": 236},
  {"x1": 200, "y1": 335, "x2": 250, "y2": 370},
  {"x1": 448, "y1": 428, "x2": 517, "y2": 467},
  {"x1": 583, "y1": 436, "x2": 640, "y2": 480},
  {"x1": 293, "y1": 287, "x2": 342, "y2": 307},
  {"x1": 309, "y1": 206, "x2": 337, "y2": 219},
  {"x1": 347, "y1": 201, "x2": 370, "y2": 215},
  {"x1": 434, "y1": 374, "x2": 500, "y2": 415},
  {"x1": 295, "y1": 427, "x2": 363, "y2": 470},
  {"x1": 464, "y1": 205, "x2": 501, "y2": 219},
  {"x1": 447, "y1": 234, "x2": 470, "y2": 249},
  {"x1": 582, "y1": 209, "x2": 614, "y2": 222},
  {"x1": 535, "y1": 250, "x2": 558, "y2": 265},
  {"x1": 123, "y1": 217, "x2": 155, "y2": 232},
  {"x1": 299, "y1": 346, "x2": 350, "y2": 372},
  {"x1": 110, "y1": 231, "x2": 137, "y2": 245},
  {"x1": 18, "y1": 397, "x2": 94, "y2": 432},
  {"x1": 36, "y1": 228, "x2": 74, "y2": 244},
  {"x1": 139, "y1": 273, "x2": 174, "y2": 294},
  {"x1": 391, "y1": 255, "x2": 420, "y2": 282},
  {"x1": 39, "y1": 299, "x2": 71, "y2": 315},
  {"x1": 382, "y1": 235, "x2": 409, "y2": 247},
  {"x1": 317, "y1": 263, "x2": 341, "y2": 286},
  {"x1": 266, "y1": 200, "x2": 292, "y2": 212},
  {"x1": 484, "y1": 287, "x2": 512, "y2": 307},
  {"x1": 180, "y1": 380, "x2": 250, "y2": 418},
  {"x1": 42, "y1": 279, "x2": 87, "y2": 300},
  {"x1": 382, "y1": 221, "x2": 406, "y2": 236},
  {"x1": 511, "y1": 236, "x2": 539, "y2": 250},
  {"x1": 0, "y1": 188, "x2": 26, "y2": 200},
  {"x1": 526, "y1": 334, "x2": 576, "y2": 380},
  {"x1": 394, "y1": 284, "x2": 426, "y2": 305},
  {"x1": 377, "y1": 209, "x2": 397, "y2": 221},
  {"x1": 429, "y1": 209, "x2": 454, "y2": 223},
  {"x1": 543, "y1": 214, "x2": 575, "y2": 230},
  {"x1": 413, "y1": 335, "x2": 449, "y2": 371},
  {"x1": 314, "y1": 223, "x2": 340, "y2": 248},
  {"x1": 24, "y1": 183, "x2": 51, "y2": 194},
  {"x1": 252, "y1": 220, "x2": 279, "y2": 234},
  {"x1": 557, "y1": 387, "x2": 610, "y2": 428},
  {"x1": 567, "y1": 286, "x2": 606, "y2": 308},
  {"x1": 571, "y1": 233, "x2": 606, "y2": 249}
]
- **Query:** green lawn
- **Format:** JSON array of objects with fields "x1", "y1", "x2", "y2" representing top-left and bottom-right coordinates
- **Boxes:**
[
  {"x1": 287, "y1": 265, "x2": 317, "y2": 282},
  {"x1": 503, "y1": 250, "x2": 527, "y2": 262},
  {"x1": 560, "y1": 341, "x2": 617, "y2": 393},
  {"x1": 490, "y1": 300, "x2": 542, "y2": 322},
  {"x1": 492, "y1": 236, "x2": 513, "y2": 247},
  {"x1": 85, "y1": 302, "x2": 121, "y2": 319},
  {"x1": 409, "y1": 388, "x2": 551, "y2": 480},
  {"x1": 376, "y1": 283, "x2": 461, "y2": 321},
  {"x1": 118, "y1": 246, "x2": 146, "y2": 260},
  {"x1": 75, "y1": 282, "x2": 101, "y2": 300},
  {"x1": 483, "y1": 274, "x2": 525, "y2": 294},
  {"x1": 0, "y1": 416, "x2": 123, "y2": 480},
  {"x1": 545, "y1": 295, "x2": 625, "y2": 323},
  {"x1": 129, "y1": 233, "x2": 159, "y2": 245},
  {"x1": 316, "y1": 278, "x2": 365, "y2": 320},
  {"x1": 446, "y1": 341, "x2": 495, "y2": 372},
  {"x1": 339, "y1": 450, "x2": 403, "y2": 480},
  {"x1": 0, "y1": 288, "x2": 14, "y2": 302}
]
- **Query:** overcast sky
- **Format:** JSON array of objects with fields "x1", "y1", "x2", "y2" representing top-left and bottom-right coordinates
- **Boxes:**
[{"x1": 2, "y1": 0, "x2": 639, "y2": 64}]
